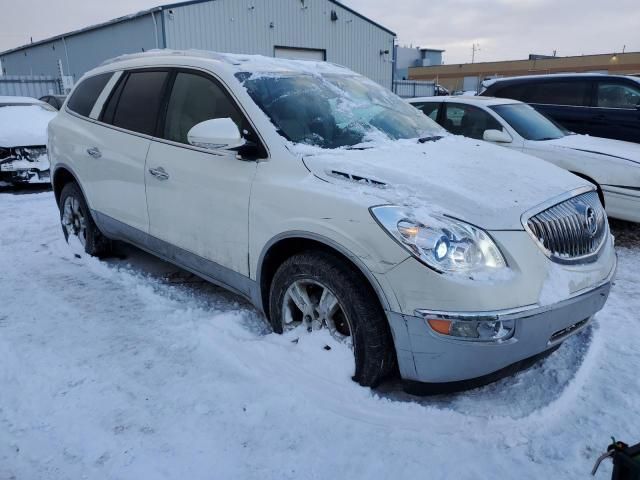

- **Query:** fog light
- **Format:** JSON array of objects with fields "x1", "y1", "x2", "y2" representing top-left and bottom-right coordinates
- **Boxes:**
[{"x1": 426, "y1": 316, "x2": 515, "y2": 342}]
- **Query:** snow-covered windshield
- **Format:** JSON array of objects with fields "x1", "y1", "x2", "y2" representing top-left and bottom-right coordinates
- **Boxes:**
[
  {"x1": 490, "y1": 103, "x2": 567, "y2": 141},
  {"x1": 237, "y1": 72, "x2": 443, "y2": 148}
]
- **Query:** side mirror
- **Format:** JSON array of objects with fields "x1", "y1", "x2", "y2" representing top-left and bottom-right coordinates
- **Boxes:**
[
  {"x1": 187, "y1": 118, "x2": 246, "y2": 150},
  {"x1": 483, "y1": 129, "x2": 512, "y2": 143}
]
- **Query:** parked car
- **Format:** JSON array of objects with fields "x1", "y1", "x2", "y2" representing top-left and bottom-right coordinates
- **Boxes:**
[
  {"x1": 39, "y1": 94, "x2": 68, "y2": 110},
  {"x1": 48, "y1": 51, "x2": 616, "y2": 392},
  {"x1": 0, "y1": 96, "x2": 57, "y2": 185},
  {"x1": 434, "y1": 84, "x2": 450, "y2": 96},
  {"x1": 480, "y1": 74, "x2": 640, "y2": 143},
  {"x1": 408, "y1": 96, "x2": 640, "y2": 223}
]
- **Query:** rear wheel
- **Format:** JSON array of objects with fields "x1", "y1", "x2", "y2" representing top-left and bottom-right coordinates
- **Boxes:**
[
  {"x1": 59, "y1": 182, "x2": 111, "y2": 257},
  {"x1": 268, "y1": 251, "x2": 396, "y2": 387}
]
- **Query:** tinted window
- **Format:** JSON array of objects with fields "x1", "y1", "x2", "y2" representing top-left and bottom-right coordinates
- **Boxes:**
[
  {"x1": 413, "y1": 102, "x2": 440, "y2": 121},
  {"x1": 493, "y1": 83, "x2": 529, "y2": 101},
  {"x1": 597, "y1": 82, "x2": 640, "y2": 109},
  {"x1": 163, "y1": 72, "x2": 246, "y2": 144},
  {"x1": 110, "y1": 71, "x2": 169, "y2": 136},
  {"x1": 443, "y1": 103, "x2": 503, "y2": 139},
  {"x1": 526, "y1": 80, "x2": 589, "y2": 106},
  {"x1": 67, "y1": 73, "x2": 112, "y2": 117}
]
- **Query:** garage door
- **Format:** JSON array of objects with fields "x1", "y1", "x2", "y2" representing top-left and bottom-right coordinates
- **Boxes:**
[{"x1": 274, "y1": 47, "x2": 326, "y2": 61}]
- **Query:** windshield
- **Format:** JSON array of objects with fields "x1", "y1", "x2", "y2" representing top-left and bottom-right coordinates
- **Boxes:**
[
  {"x1": 237, "y1": 72, "x2": 443, "y2": 148},
  {"x1": 490, "y1": 103, "x2": 567, "y2": 141}
]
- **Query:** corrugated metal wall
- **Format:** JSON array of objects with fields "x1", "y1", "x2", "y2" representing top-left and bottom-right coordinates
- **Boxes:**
[
  {"x1": 164, "y1": 0, "x2": 395, "y2": 88},
  {"x1": 0, "y1": 75, "x2": 60, "y2": 97},
  {"x1": 0, "y1": 14, "x2": 162, "y2": 81}
]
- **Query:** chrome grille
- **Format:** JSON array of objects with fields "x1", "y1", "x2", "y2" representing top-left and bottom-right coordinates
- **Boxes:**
[{"x1": 525, "y1": 191, "x2": 608, "y2": 263}]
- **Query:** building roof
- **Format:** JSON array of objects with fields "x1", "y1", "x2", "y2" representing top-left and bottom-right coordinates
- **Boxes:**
[{"x1": 0, "y1": 0, "x2": 395, "y2": 57}]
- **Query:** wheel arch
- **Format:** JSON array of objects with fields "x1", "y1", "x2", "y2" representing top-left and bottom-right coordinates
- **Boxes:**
[
  {"x1": 256, "y1": 232, "x2": 393, "y2": 318},
  {"x1": 52, "y1": 164, "x2": 81, "y2": 206}
]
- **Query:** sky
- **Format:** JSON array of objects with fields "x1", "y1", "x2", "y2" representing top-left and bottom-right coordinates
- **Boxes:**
[{"x1": 0, "y1": 0, "x2": 638, "y2": 63}]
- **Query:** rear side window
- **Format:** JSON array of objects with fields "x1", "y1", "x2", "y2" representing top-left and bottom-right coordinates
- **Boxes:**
[
  {"x1": 597, "y1": 82, "x2": 640, "y2": 109},
  {"x1": 162, "y1": 71, "x2": 247, "y2": 144},
  {"x1": 105, "y1": 70, "x2": 169, "y2": 136},
  {"x1": 412, "y1": 102, "x2": 440, "y2": 121},
  {"x1": 444, "y1": 103, "x2": 503, "y2": 139},
  {"x1": 67, "y1": 73, "x2": 112, "y2": 117},
  {"x1": 492, "y1": 83, "x2": 529, "y2": 101},
  {"x1": 526, "y1": 81, "x2": 590, "y2": 106}
]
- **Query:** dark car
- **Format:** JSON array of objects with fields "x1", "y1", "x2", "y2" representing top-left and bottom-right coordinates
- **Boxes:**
[
  {"x1": 39, "y1": 94, "x2": 67, "y2": 110},
  {"x1": 481, "y1": 74, "x2": 640, "y2": 143}
]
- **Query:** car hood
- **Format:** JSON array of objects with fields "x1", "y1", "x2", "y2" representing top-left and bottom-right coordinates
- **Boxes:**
[
  {"x1": 0, "y1": 105, "x2": 56, "y2": 147},
  {"x1": 544, "y1": 134, "x2": 640, "y2": 165},
  {"x1": 298, "y1": 136, "x2": 590, "y2": 230}
]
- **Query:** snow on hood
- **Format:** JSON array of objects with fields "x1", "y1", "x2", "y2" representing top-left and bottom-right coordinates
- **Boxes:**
[
  {"x1": 298, "y1": 136, "x2": 590, "y2": 230},
  {"x1": 544, "y1": 134, "x2": 640, "y2": 165},
  {"x1": 0, "y1": 105, "x2": 56, "y2": 147}
]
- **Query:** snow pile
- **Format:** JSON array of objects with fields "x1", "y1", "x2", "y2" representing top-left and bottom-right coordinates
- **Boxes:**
[{"x1": 1, "y1": 191, "x2": 639, "y2": 480}]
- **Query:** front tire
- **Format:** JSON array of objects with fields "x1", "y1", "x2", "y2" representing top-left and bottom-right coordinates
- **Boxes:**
[
  {"x1": 59, "y1": 182, "x2": 111, "y2": 257},
  {"x1": 268, "y1": 251, "x2": 396, "y2": 387}
]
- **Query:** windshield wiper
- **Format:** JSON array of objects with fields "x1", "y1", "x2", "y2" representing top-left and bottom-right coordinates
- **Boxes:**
[{"x1": 418, "y1": 135, "x2": 444, "y2": 143}]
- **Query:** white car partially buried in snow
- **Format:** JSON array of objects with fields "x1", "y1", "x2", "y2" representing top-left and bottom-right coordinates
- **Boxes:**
[
  {"x1": 409, "y1": 96, "x2": 640, "y2": 223},
  {"x1": 0, "y1": 96, "x2": 57, "y2": 186}
]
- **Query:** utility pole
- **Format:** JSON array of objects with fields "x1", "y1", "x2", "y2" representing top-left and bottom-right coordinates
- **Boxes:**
[{"x1": 471, "y1": 43, "x2": 480, "y2": 63}]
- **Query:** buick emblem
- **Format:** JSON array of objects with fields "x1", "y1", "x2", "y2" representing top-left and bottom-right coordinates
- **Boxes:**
[{"x1": 585, "y1": 206, "x2": 598, "y2": 237}]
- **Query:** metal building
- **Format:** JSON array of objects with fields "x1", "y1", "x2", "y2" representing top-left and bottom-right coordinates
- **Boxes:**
[{"x1": 0, "y1": 0, "x2": 396, "y2": 89}]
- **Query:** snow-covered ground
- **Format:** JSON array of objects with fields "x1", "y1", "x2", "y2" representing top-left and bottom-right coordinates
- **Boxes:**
[{"x1": 1, "y1": 189, "x2": 639, "y2": 480}]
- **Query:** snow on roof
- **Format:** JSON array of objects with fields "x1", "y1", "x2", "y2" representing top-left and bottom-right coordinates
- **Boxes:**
[
  {"x1": 0, "y1": 96, "x2": 43, "y2": 105},
  {"x1": 100, "y1": 49, "x2": 354, "y2": 76},
  {"x1": 407, "y1": 96, "x2": 521, "y2": 106}
]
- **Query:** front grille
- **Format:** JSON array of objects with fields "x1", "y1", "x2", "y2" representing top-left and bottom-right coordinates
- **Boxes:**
[{"x1": 525, "y1": 191, "x2": 607, "y2": 263}]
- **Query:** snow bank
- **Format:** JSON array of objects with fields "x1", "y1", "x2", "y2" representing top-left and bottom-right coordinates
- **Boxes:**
[{"x1": 1, "y1": 191, "x2": 639, "y2": 480}]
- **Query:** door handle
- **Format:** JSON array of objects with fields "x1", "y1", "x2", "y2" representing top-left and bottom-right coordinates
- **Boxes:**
[
  {"x1": 86, "y1": 147, "x2": 102, "y2": 159},
  {"x1": 148, "y1": 166, "x2": 169, "y2": 181}
]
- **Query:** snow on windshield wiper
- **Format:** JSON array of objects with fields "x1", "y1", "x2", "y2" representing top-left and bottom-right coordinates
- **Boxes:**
[{"x1": 418, "y1": 135, "x2": 444, "y2": 143}]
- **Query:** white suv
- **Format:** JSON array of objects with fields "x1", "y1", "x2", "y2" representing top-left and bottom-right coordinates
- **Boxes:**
[{"x1": 48, "y1": 51, "x2": 616, "y2": 392}]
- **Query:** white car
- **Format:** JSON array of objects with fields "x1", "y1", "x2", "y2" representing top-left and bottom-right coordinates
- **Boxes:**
[
  {"x1": 409, "y1": 96, "x2": 640, "y2": 223},
  {"x1": 48, "y1": 51, "x2": 616, "y2": 393},
  {"x1": 0, "y1": 96, "x2": 57, "y2": 186}
]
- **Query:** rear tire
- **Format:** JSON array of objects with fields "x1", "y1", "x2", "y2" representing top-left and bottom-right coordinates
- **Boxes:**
[
  {"x1": 59, "y1": 182, "x2": 111, "y2": 257},
  {"x1": 268, "y1": 250, "x2": 396, "y2": 387}
]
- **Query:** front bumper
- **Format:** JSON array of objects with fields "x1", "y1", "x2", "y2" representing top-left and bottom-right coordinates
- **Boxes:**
[
  {"x1": 0, "y1": 148, "x2": 50, "y2": 185},
  {"x1": 387, "y1": 257, "x2": 615, "y2": 389}
]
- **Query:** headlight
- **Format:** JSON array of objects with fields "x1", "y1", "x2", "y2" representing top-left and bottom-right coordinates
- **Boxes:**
[{"x1": 370, "y1": 205, "x2": 507, "y2": 275}]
